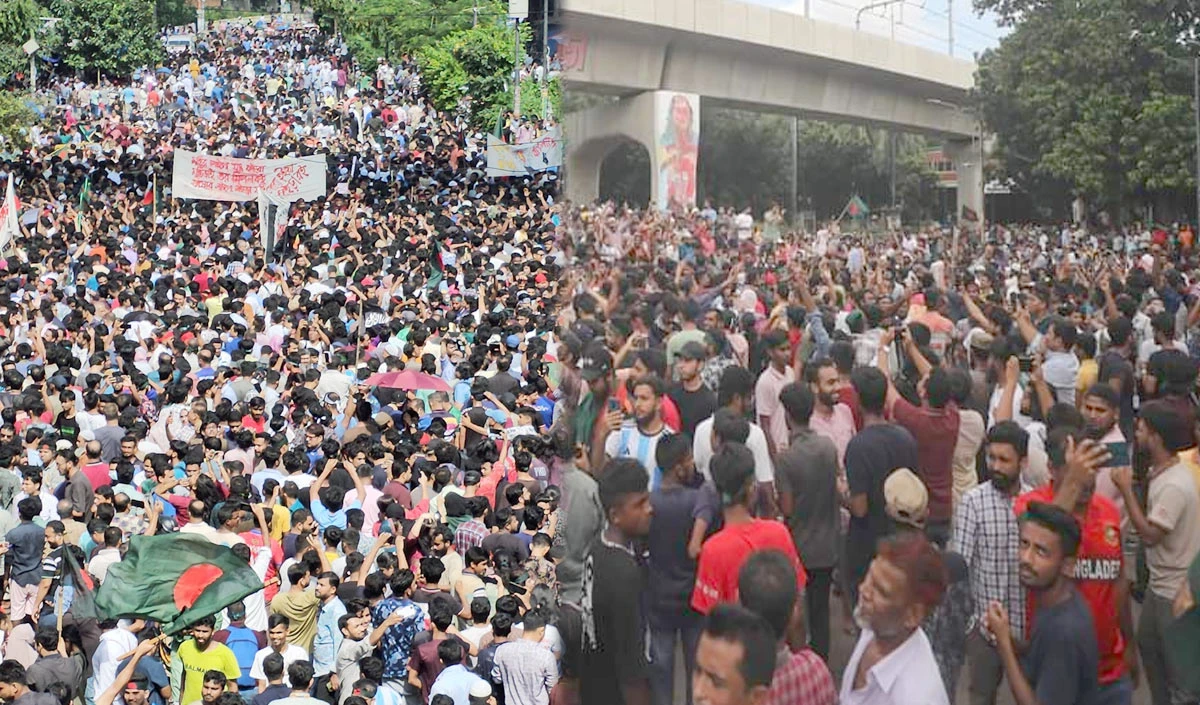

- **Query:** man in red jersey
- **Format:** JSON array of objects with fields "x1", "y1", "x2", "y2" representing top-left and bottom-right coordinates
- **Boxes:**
[
  {"x1": 691, "y1": 442, "x2": 806, "y2": 615},
  {"x1": 1014, "y1": 428, "x2": 1137, "y2": 705}
]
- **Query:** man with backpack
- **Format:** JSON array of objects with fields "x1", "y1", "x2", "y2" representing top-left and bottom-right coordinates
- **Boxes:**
[{"x1": 214, "y1": 603, "x2": 265, "y2": 700}]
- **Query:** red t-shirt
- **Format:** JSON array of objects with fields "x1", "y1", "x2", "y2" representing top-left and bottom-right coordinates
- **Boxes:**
[
  {"x1": 241, "y1": 415, "x2": 267, "y2": 434},
  {"x1": 1015, "y1": 486, "x2": 1126, "y2": 684},
  {"x1": 691, "y1": 519, "x2": 807, "y2": 614},
  {"x1": 81, "y1": 462, "x2": 111, "y2": 491},
  {"x1": 890, "y1": 399, "x2": 959, "y2": 522}
]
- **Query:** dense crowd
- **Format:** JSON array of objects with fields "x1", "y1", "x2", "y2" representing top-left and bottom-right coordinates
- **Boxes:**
[
  {"x1": 555, "y1": 202, "x2": 1200, "y2": 705},
  {"x1": 0, "y1": 15, "x2": 569, "y2": 705}
]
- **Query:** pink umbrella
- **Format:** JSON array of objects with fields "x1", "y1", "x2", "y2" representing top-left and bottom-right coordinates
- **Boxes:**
[{"x1": 364, "y1": 370, "x2": 453, "y2": 393}]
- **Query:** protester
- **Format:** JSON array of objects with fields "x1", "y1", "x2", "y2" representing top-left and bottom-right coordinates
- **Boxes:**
[{"x1": 986, "y1": 502, "x2": 1100, "y2": 705}]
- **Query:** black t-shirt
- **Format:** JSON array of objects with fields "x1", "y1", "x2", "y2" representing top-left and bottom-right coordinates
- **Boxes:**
[
  {"x1": 1023, "y1": 588, "x2": 1099, "y2": 705},
  {"x1": 252, "y1": 684, "x2": 290, "y2": 705},
  {"x1": 668, "y1": 383, "x2": 716, "y2": 438},
  {"x1": 1097, "y1": 350, "x2": 1136, "y2": 435},
  {"x1": 481, "y1": 531, "x2": 529, "y2": 562},
  {"x1": 56, "y1": 412, "x2": 81, "y2": 443},
  {"x1": 579, "y1": 540, "x2": 648, "y2": 705},
  {"x1": 845, "y1": 423, "x2": 919, "y2": 578},
  {"x1": 646, "y1": 485, "x2": 717, "y2": 624}
]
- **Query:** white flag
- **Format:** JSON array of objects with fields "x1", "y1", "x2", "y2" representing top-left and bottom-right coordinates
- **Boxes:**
[{"x1": 0, "y1": 178, "x2": 20, "y2": 254}]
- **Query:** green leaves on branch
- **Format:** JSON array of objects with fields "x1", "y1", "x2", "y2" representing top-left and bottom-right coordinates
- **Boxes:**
[
  {"x1": 975, "y1": 0, "x2": 1198, "y2": 216},
  {"x1": 0, "y1": 92, "x2": 37, "y2": 149}
]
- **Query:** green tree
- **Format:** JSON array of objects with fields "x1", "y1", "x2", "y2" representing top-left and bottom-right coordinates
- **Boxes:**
[
  {"x1": 0, "y1": 92, "x2": 37, "y2": 149},
  {"x1": 974, "y1": 0, "x2": 1196, "y2": 218},
  {"x1": 419, "y1": 20, "x2": 525, "y2": 130},
  {"x1": 50, "y1": 0, "x2": 161, "y2": 77},
  {"x1": 156, "y1": 0, "x2": 197, "y2": 29},
  {"x1": 0, "y1": 0, "x2": 43, "y2": 80}
]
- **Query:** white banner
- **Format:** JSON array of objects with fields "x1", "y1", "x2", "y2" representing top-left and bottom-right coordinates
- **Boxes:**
[
  {"x1": 486, "y1": 130, "x2": 562, "y2": 177},
  {"x1": 0, "y1": 178, "x2": 20, "y2": 254},
  {"x1": 173, "y1": 150, "x2": 327, "y2": 202},
  {"x1": 258, "y1": 190, "x2": 292, "y2": 254}
]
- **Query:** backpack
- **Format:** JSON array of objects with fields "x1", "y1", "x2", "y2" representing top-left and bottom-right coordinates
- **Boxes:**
[{"x1": 222, "y1": 625, "x2": 261, "y2": 689}]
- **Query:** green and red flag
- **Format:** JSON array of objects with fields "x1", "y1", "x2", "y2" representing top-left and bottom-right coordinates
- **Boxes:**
[
  {"x1": 94, "y1": 534, "x2": 263, "y2": 634},
  {"x1": 844, "y1": 195, "x2": 869, "y2": 219}
]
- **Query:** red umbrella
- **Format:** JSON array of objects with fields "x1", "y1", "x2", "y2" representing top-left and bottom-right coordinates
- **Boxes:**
[{"x1": 364, "y1": 370, "x2": 452, "y2": 393}]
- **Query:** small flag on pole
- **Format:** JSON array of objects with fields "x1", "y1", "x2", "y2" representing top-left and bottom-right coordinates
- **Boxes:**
[
  {"x1": 76, "y1": 176, "x2": 90, "y2": 229},
  {"x1": 961, "y1": 204, "x2": 979, "y2": 222}
]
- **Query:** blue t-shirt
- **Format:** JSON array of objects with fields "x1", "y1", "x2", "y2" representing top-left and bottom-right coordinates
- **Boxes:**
[{"x1": 311, "y1": 497, "x2": 359, "y2": 530}]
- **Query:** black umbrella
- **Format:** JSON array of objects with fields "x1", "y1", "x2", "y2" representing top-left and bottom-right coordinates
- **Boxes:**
[{"x1": 123, "y1": 311, "x2": 158, "y2": 323}]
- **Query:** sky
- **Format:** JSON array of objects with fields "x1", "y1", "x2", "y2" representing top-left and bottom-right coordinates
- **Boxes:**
[{"x1": 745, "y1": 0, "x2": 1008, "y2": 59}]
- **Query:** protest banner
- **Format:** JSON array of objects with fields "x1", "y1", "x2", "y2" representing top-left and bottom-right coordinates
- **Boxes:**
[
  {"x1": 0, "y1": 178, "x2": 21, "y2": 254},
  {"x1": 486, "y1": 129, "x2": 563, "y2": 177},
  {"x1": 257, "y1": 190, "x2": 292, "y2": 254},
  {"x1": 172, "y1": 150, "x2": 327, "y2": 202}
]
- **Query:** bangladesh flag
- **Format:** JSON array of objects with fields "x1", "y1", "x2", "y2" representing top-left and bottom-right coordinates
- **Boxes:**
[
  {"x1": 845, "y1": 195, "x2": 870, "y2": 219},
  {"x1": 426, "y1": 243, "x2": 447, "y2": 291},
  {"x1": 95, "y1": 534, "x2": 263, "y2": 634}
]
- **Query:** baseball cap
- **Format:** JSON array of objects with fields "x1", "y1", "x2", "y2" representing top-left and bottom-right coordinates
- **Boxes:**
[
  {"x1": 678, "y1": 341, "x2": 707, "y2": 361},
  {"x1": 578, "y1": 343, "x2": 613, "y2": 382},
  {"x1": 884, "y1": 468, "x2": 929, "y2": 528}
]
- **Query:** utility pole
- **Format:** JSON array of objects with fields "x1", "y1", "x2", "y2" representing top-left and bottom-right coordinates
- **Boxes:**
[
  {"x1": 513, "y1": 19, "x2": 521, "y2": 115},
  {"x1": 1194, "y1": 56, "x2": 1199, "y2": 228},
  {"x1": 791, "y1": 115, "x2": 799, "y2": 224},
  {"x1": 29, "y1": 27, "x2": 36, "y2": 96},
  {"x1": 948, "y1": 0, "x2": 954, "y2": 56}
]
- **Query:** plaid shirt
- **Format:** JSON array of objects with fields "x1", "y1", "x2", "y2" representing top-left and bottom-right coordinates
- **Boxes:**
[
  {"x1": 455, "y1": 519, "x2": 489, "y2": 553},
  {"x1": 767, "y1": 646, "x2": 836, "y2": 705},
  {"x1": 949, "y1": 480, "x2": 1026, "y2": 641}
]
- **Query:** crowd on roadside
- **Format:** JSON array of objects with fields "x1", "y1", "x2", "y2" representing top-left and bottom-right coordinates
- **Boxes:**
[
  {"x1": 551, "y1": 200, "x2": 1200, "y2": 705},
  {"x1": 0, "y1": 15, "x2": 570, "y2": 705}
]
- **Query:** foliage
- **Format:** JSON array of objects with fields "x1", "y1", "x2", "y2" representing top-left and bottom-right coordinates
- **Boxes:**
[
  {"x1": 156, "y1": 0, "x2": 197, "y2": 29},
  {"x1": 975, "y1": 0, "x2": 1197, "y2": 218},
  {"x1": 685, "y1": 108, "x2": 938, "y2": 221},
  {"x1": 320, "y1": 0, "x2": 505, "y2": 62},
  {"x1": 0, "y1": 0, "x2": 44, "y2": 81},
  {"x1": 48, "y1": 0, "x2": 162, "y2": 77},
  {"x1": 0, "y1": 92, "x2": 37, "y2": 148},
  {"x1": 420, "y1": 20, "x2": 528, "y2": 130}
]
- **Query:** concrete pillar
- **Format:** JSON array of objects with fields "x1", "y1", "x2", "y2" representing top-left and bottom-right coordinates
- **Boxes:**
[
  {"x1": 564, "y1": 90, "x2": 700, "y2": 209},
  {"x1": 946, "y1": 138, "x2": 983, "y2": 224}
]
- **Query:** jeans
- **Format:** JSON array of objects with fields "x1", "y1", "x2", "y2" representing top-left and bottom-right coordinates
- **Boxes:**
[
  {"x1": 648, "y1": 609, "x2": 703, "y2": 705},
  {"x1": 1139, "y1": 590, "x2": 1198, "y2": 705},
  {"x1": 965, "y1": 627, "x2": 1004, "y2": 705},
  {"x1": 1095, "y1": 676, "x2": 1134, "y2": 705},
  {"x1": 805, "y1": 567, "x2": 834, "y2": 660}
]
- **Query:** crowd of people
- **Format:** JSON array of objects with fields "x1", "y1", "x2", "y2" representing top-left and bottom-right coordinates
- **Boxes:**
[
  {"x1": 555, "y1": 202, "x2": 1200, "y2": 705},
  {"x1": 0, "y1": 13, "x2": 570, "y2": 705},
  {"x1": 4, "y1": 8, "x2": 1200, "y2": 705}
]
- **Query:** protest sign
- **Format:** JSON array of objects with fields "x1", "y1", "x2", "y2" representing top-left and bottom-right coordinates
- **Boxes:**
[
  {"x1": 258, "y1": 190, "x2": 292, "y2": 254},
  {"x1": 0, "y1": 178, "x2": 20, "y2": 254},
  {"x1": 486, "y1": 130, "x2": 562, "y2": 177},
  {"x1": 173, "y1": 150, "x2": 327, "y2": 202}
]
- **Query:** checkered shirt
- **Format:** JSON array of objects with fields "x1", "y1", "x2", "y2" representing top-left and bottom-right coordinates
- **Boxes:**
[
  {"x1": 767, "y1": 646, "x2": 836, "y2": 705},
  {"x1": 949, "y1": 480, "x2": 1026, "y2": 641},
  {"x1": 455, "y1": 518, "x2": 489, "y2": 553}
]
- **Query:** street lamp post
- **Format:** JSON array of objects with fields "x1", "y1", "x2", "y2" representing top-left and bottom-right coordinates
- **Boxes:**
[
  {"x1": 927, "y1": 98, "x2": 984, "y2": 257},
  {"x1": 855, "y1": 0, "x2": 906, "y2": 32},
  {"x1": 1193, "y1": 57, "x2": 1199, "y2": 230}
]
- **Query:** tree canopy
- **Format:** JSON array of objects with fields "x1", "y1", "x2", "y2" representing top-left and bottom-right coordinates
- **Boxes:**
[{"x1": 975, "y1": 0, "x2": 1198, "y2": 219}]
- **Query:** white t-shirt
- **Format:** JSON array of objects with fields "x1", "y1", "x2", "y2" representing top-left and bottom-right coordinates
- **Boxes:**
[
  {"x1": 250, "y1": 644, "x2": 310, "y2": 686},
  {"x1": 692, "y1": 415, "x2": 774, "y2": 483}
]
